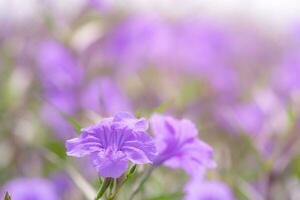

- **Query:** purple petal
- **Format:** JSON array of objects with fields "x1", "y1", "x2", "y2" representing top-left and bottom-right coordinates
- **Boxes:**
[
  {"x1": 150, "y1": 114, "x2": 174, "y2": 139},
  {"x1": 81, "y1": 79, "x2": 102, "y2": 113},
  {"x1": 91, "y1": 150, "x2": 128, "y2": 178},
  {"x1": 151, "y1": 114, "x2": 216, "y2": 174},
  {"x1": 2, "y1": 178, "x2": 59, "y2": 200},
  {"x1": 100, "y1": 79, "x2": 131, "y2": 115},
  {"x1": 66, "y1": 133, "x2": 102, "y2": 157},
  {"x1": 37, "y1": 40, "x2": 82, "y2": 90},
  {"x1": 184, "y1": 180, "x2": 235, "y2": 200},
  {"x1": 181, "y1": 139, "x2": 217, "y2": 169},
  {"x1": 122, "y1": 132, "x2": 156, "y2": 164},
  {"x1": 113, "y1": 112, "x2": 149, "y2": 131},
  {"x1": 178, "y1": 119, "x2": 198, "y2": 138},
  {"x1": 114, "y1": 112, "x2": 134, "y2": 121}
]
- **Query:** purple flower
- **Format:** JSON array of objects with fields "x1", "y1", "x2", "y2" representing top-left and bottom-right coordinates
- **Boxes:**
[
  {"x1": 184, "y1": 179, "x2": 235, "y2": 200},
  {"x1": 171, "y1": 21, "x2": 230, "y2": 73},
  {"x1": 81, "y1": 78, "x2": 131, "y2": 114},
  {"x1": 217, "y1": 102, "x2": 265, "y2": 136},
  {"x1": 66, "y1": 112, "x2": 156, "y2": 178},
  {"x1": 2, "y1": 178, "x2": 58, "y2": 200},
  {"x1": 37, "y1": 40, "x2": 83, "y2": 91},
  {"x1": 101, "y1": 15, "x2": 170, "y2": 72},
  {"x1": 100, "y1": 79, "x2": 131, "y2": 115},
  {"x1": 41, "y1": 104, "x2": 75, "y2": 140},
  {"x1": 151, "y1": 114, "x2": 216, "y2": 175},
  {"x1": 37, "y1": 40, "x2": 82, "y2": 139},
  {"x1": 272, "y1": 51, "x2": 300, "y2": 98},
  {"x1": 89, "y1": 0, "x2": 113, "y2": 11},
  {"x1": 50, "y1": 172, "x2": 72, "y2": 196}
]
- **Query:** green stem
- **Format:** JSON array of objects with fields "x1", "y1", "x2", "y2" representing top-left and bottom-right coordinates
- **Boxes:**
[
  {"x1": 95, "y1": 178, "x2": 113, "y2": 200},
  {"x1": 128, "y1": 166, "x2": 155, "y2": 200},
  {"x1": 109, "y1": 165, "x2": 138, "y2": 200}
]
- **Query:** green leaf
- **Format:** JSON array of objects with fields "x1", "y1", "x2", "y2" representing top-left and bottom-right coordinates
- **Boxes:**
[
  {"x1": 291, "y1": 154, "x2": 300, "y2": 179},
  {"x1": 98, "y1": 177, "x2": 103, "y2": 185},
  {"x1": 95, "y1": 178, "x2": 113, "y2": 200},
  {"x1": 62, "y1": 114, "x2": 82, "y2": 134},
  {"x1": 146, "y1": 192, "x2": 183, "y2": 200},
  {"x1": 152, "y1": 100, "x2": 173, "y2": 114},
  {"x1": 138, "y1": 100, "x2": 173, "y2": 118},
  {"x1": 287, "y1": 103, "x2": 296, "y2": 125},
  {"x1": 43, "y1": 98, "x2": 82, "y2": 134},
  {"x1": 45, "y1": 140, "x2": 67, "y2": 160},
  {"x1": 128, "y1": 164, "x2": 137, "y2": 176},
  {"x1": 4, "y1": 192, "x2": 11, "y2": 200}
]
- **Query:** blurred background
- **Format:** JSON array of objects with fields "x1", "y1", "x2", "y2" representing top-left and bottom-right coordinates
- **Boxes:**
[{"x1": 1, "y1": 0, "x2": 300, "y2": 199}]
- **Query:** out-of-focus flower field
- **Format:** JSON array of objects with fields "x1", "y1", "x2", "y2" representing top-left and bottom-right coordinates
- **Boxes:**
[{"x1": 1, "y1": 1, "x2": 300, "y2": 200}]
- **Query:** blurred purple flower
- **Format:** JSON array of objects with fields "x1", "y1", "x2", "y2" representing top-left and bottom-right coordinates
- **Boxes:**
[
  {"x1": 217, "y1": 102, "x2": 265, "y2": 135},
  {"x1": 217, "y1": 90, "x2": 289, "y2": 159},
  {"x1": 44, "y1": 90, "x2": 78, "y2": 115},
  {"x1": 39, "y1": 86, "x2": 78, "y2": 140},
  {"x1": 89, "y1": 0, "x2": 113, "y2": 11},
  {"x1": 101, "y1": 15, "x2": 170, "y2": 72},
  {"x1": 151, "y1": 114, "x2": 216, "y2": 175},
  {"x1": 80, "y1": 78, "x2": 103, "y2": 113},
  {"x1": 208, "y1": 64, "x2": 239, "y2": 95},
  {"x1": 66, "y1": 112, "x2": 156, "y2": 178},
  {"x1": 37, "y1": 40, "x2": 83, "y2": 90},
  {"x1": 172, "y1": 21, "x2": 230, "y2": 73},
  {"x1": 2, "y1": 178, "x2": 58, "y2": 200},
  {"x1": 50, "y1": 172, "x2": 72, "y2": 197},
  {"x1": 37, "y1": 40, "x2": 83, "y2": 138},
  {"x1": 273, "y1": 51, "x2": 300, "y2": 98},
  {"x1": 81, "y1": 78, "x2": 131, "y2": 114},
  {"x1": 100, "y1": 79, "x2": 131, "y2": 115},
  {"x1": 41, "y1": 104, "x2": 75, "y2": 140},
  {"x1": 184, "y1": 179, "x2": 235, "y2": 200}
]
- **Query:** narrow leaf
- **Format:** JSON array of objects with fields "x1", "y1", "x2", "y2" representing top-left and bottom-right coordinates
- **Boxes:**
[{"x1": 4, "y1": 192, "x2": 11, "y2": 200}]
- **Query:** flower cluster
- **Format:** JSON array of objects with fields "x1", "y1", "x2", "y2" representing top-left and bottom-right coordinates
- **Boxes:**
[
  {"x1": 3, "y1": 1, "x2": 300, "y2": 200},
  {"x1": 65, "y1": 112, "x2": 224, "y2": 199},
  {"x1": 38, "y1": 41, "x2": 131, "y2": 139}
]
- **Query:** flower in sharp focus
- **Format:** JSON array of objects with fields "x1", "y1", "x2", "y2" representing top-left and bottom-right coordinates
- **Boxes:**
[
  {"x1": 66, "y1": 112, "x2": 156, "y2": 178},
  {"x1": 184, "y1": 179, "x2": 235, "y2": 200},
  {"x1": 150, "y1": 114, "x2": 216, "y2": 175},
  {"x1": 2, "y1": 178, "x2": 59, "y2": 200}
]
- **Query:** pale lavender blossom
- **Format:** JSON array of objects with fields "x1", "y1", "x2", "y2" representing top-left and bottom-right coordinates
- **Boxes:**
[
  {"x1": 89, "y1": 0, "x2": 113, "y2": 11},
  {"x1": 272, "y1": 51, "x2": 300, "y2": 98},
  {"x1": 217, "y1": 102, "x2": 265, "y2": 135},
  {"x1": 37, "y1": 40, "x2": 83, "y2": 91},
  {"x1": 40, "y1": 89, "x2": 79, "y2": 139},
  {"x1": 66, "y1": 112, "x2": 156, "y2": 178},
  {"x1": 184, "y1": 179, "x2": 235, "y2": 200},
  {"x1": 99, "y1": 79, "x2": 131, "y2": 115},
  {"x1": 217, "y1": 90, "x2": 289, "y2": 158},
  {"x1": 80, "y1": 79, "x2": 102, "y2": 113},
  {"x1": 41, "y1": 104, "x2": 75, "y2": 140},
  {"x1": 101, "y1": 15, "x2": 170, "y2": 71},
  {"x1": 37, "y1": 41, "x2": 81, "y2": 113},
  {"x1": 151, "y1": 114, "x2": 216, "y2": 175},
  {"x1": 171, "y1": 21, "x2": 231, "y2": 73},
  {"x1": 81, "y1": 78, "x2": 131, "y2": 114},
  {"x1": 1, "y1": 178, "x2": 58, "y2": 200},
  {"x1": 37, "y1": 40, "x2": 82, "y2": 138},
  {"x1": 50, "y1": 172, "x2": 72, "y2": 197}
]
